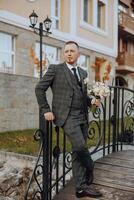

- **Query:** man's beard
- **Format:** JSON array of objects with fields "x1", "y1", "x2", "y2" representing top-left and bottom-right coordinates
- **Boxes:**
[
  {"x1": 67, "y1": 59, "x2": 77, "y2": 65},
  {"x1": 68, "y1": 61, "x2": 75, "y2": 64}
]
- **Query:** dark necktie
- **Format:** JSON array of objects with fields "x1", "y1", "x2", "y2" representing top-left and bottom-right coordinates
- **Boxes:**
[{"x1": 71, "y1": 67, "x2": 80, "y2": 84}]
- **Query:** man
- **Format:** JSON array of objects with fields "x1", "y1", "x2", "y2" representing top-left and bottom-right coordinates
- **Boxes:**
[{"x1": 35, "y1": 41, "x2": 102, "y2": 198}]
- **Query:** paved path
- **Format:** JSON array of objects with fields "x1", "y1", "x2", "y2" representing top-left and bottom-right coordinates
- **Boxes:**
[{"x1": 54, "y1": 149, "x2": 134, "y2": 200}]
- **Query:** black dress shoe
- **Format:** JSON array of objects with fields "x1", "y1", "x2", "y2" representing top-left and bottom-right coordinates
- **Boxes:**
[{"x1": 76, "y1": 188, "x2": 102, "y2": 198}]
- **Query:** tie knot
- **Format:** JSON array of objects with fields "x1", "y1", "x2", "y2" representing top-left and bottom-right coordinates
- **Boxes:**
[{"x1": 71, "y1": 67, "x2": 76, "y2": 73}]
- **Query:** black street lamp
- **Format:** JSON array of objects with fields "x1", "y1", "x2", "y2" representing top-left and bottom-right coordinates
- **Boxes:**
[
  {"x1": 29, "y1": 10, "x2": 52, "y2": 79},
  {"x1": 29, "y1": 10, "x2": 52, "y2": 200}
]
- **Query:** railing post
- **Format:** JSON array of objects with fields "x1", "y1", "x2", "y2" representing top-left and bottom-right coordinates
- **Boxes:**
[
  {"x1": 40, "y1": 114, "x2": 49, "y2": 200},
  {"x1": 38, "y1": 22, "x2": 50, "y2": 200},
  {"x1": 120, "y1": 88, "x2": 124, "y2": 150},
  {"x1": 112, "y1": 87, "x2": 117, "y2": 152}
]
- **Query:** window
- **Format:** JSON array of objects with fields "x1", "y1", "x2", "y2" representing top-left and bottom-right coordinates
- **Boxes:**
[
  {"x1": 83, "y1": 0, "x2": 93, "y2": 25},
  {"x1": 83, "y1": 0, "x2": 88, "y2": 22},
  {"x1": 97, "y1": 0, "x2": 106, "y2": 29},
  {"x1": 81, "y1": 0, "x2": 107, "y2": 32},
  {"x1": 77, "y1": 54, "x2": 89, "y2": 70},
  {"x1": 0, "y1": 32, "x2": 15, "y2": 74},
  {"x1": 115, "y1": 76, "x2": 128, "y2": 87},
  {"x1": 34, "y1": 43, "x2": 61, "y2": 77},
  {"x1": 51, "y1": 0, "x2": 61, "y2": 29}
]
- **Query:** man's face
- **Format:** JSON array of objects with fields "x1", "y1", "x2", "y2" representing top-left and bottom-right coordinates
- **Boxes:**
[{"x1": 64, "y1": 43, "x2": 80, "y2": 65}]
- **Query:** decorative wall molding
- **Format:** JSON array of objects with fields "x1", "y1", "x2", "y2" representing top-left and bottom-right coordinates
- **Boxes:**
[{"x1": 0, "y1": 10, "x2": 30, "y2": 29}]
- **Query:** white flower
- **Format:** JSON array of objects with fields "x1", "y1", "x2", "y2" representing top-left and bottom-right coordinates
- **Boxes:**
[
  {"x1": 83, "y1": 77, "x2": 89, "y2": 84},
  {"x1": 87, "y1": 81, "x2": 110, "y2": 100},
  {"x1": 93, "y1": 87, "x2": 100, "y2": 95}
]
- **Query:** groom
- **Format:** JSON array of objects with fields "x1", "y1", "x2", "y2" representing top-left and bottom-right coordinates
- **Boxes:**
[{"x1": 35, "y1": 41, "x2": 102, "y2": 198}]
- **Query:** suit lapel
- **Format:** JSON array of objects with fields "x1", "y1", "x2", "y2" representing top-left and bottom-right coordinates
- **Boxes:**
[
  {"x1": 63, "y1": 63, "x2": 85, "y2": 92},
  {"x1": 78, "y1": 67, "x2": 85, "y2": 92},
  {"x1": 63, "y1": 63, "x2": 75, "y2": 89},
  {"x1": 78, "y1": 67, "x2": 85, "y2": 81}
]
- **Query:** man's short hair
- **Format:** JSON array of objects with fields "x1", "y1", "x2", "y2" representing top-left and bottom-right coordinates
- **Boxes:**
[{"x1": 65, "y1": 41, "x2": 79, "y2": 49}]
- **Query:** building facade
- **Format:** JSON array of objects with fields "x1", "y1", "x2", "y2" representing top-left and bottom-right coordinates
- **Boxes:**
[
  {"x1": 0, "y1": 0, "x2": 118, "y2": 83},
  {"x1": 117, "y1": 0, "x2": 134, "y2": 89},
  {"x1": 0, "y1": 0, "x2": 118, "y2": 131}
]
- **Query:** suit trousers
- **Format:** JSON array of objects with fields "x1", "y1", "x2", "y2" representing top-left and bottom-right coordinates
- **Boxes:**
[{"x1": 63, "y1": 115, "x2": 94, "y2": 191}]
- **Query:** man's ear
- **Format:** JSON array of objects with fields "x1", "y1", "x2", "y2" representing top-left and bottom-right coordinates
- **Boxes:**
[{"x1": 78, "y1": 52, "x2": 80, "y2": 58}]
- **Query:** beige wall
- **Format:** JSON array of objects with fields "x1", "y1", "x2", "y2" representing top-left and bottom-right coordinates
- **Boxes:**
[
  {"x1": 60, "y1": 0, "x2": 70, "y2": 32},
  {"x1": 0, "y1": 0, "x2": 51, "y2": 22},
  {"x1": 0, "y1": 0, "x2": 70, "y2": 32},
  {"x1": 77, "y1": 0, "x2": 115, "y2": 49}
]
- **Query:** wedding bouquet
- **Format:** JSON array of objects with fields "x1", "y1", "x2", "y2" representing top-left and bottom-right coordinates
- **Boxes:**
[{"x1": 84, "y1": 79, "x2": 110, "y2": 113}]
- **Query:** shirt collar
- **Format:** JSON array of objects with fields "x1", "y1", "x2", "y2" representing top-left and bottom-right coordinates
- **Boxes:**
[{"x1": 66, "y1": 62, "x2": 78, "y2": 71}]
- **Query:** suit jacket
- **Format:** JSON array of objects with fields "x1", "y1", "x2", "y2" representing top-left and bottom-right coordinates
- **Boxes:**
[{"x1": 35, "y1": 62, "x2": 91, "y2": 127}]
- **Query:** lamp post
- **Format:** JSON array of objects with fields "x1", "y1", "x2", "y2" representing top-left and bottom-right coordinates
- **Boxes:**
[
  {"x1": 29, "y1": 10, "x2": 52, "y2": 200},
  {"x1": 29, "y1": 10, "x2": 52, "y2": 79}
]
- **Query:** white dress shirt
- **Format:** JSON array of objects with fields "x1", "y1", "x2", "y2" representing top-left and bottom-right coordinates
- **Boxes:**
[{"x1": 66, "y1": 62, "x2": 80, "y2": 81}]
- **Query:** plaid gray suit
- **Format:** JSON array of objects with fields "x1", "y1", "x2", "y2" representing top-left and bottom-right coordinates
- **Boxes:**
[
  {"x1": 35, "y1": 62, "x2": 89, "y2": 125},
  {"x1": 35, "y1": 62, "x2": 94, "y2": 191}
]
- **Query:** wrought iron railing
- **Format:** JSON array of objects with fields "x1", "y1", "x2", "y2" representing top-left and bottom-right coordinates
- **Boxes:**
[{"x1": 25, "y1": 86, "x2": 134, "y2": 200}]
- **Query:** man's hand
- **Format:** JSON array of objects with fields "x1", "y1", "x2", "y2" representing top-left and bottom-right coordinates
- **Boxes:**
[
  {"x1": 91, "y1": 98, "x2": 101, "y2": 107},
  {"x1": 44, "y1": 112, "x2": 55, "y2": 121},
  {"x1": 94, "y1": 99, "x2": 101, "y2": 107}
]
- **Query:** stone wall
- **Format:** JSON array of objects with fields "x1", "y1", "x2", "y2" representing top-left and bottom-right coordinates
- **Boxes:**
[
  {"x1": 0, "y1": 73, "x2": 39, "y2": 132},
  {"x1": 0, "y1": 151, "x2": 36, "y2": 200}
]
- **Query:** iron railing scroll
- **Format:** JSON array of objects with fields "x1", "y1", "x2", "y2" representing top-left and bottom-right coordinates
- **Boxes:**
[
  {"x1": 25, "y1": 117, "x2": 72, "y2": 200},
  {"x1": 88, "y1": 86, "x2": 134, "y2": 156}
]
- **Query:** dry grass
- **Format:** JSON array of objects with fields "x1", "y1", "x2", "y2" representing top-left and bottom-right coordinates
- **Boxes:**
[{"x1": 0, "y1": 129, "x2": 39, "y2": 155}]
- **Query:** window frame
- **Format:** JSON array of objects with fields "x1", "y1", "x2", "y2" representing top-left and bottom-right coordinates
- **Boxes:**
[
  {"x1": 83, "y1": 0, "x2": 93, "y2": 25},
  {"x1": 0, "y1": 32, "x2": 15, "y2": 74},
  {"x1": 78, "y1": 54, "x2": 90, "y2": 71},
  {"x1": 34, "y1": 42, "x2": 61, "y2": 77},
  {"x1": 97, "y1": 0, "x2": 106, "y2": 29},
  {"x1": 81, "y1": 0, "x2": 108, "y2": 36},
  {"x1": 51, "y1": 0, "x2": 61, "y2": 29}
]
